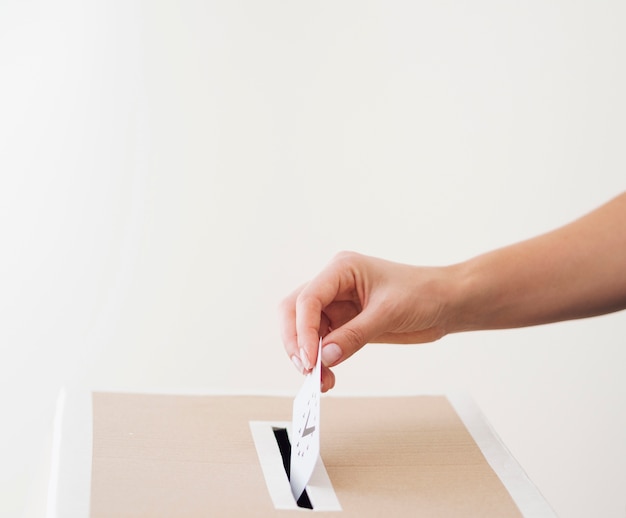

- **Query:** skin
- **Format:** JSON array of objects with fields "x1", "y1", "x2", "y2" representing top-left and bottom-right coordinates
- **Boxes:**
[{"x1": 279, "y1": 192, "x2": 626, "y2": 392}]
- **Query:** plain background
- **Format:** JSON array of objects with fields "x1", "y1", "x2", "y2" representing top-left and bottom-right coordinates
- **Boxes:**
[{"x1": 1, "y1": 1, "x2": 625, "y2": 517}]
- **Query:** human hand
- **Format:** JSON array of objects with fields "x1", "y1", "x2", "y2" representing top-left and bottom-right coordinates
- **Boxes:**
[{"x1": 279, "y1": 251, "x2": 454, "y2": 392}]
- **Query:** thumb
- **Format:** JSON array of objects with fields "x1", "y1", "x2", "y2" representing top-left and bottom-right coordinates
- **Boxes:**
[{"x1": 320, "y1": 309, "x2": 383, "y2": 367}]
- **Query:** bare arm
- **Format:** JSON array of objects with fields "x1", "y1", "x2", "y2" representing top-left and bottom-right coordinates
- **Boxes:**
[
  {"x1": 280, "y1": 192, "x2": 626, "y2": 391},
  {"x1": 448, "y1": 192, "x2": 626, "y2": 332}
]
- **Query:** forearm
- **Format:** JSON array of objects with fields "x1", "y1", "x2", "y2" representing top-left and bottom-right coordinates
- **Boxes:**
[{"x1": 446, "y1": 192, "x2": 626, "y2": 333}]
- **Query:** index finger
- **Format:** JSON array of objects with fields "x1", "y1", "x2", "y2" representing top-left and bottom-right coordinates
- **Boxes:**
[
  {"x1": 278, "y1": 285, "x2": 303, "y2": 365},
  {"x1": 295, "y1": 264, "x2": 352, "y2": 369}
]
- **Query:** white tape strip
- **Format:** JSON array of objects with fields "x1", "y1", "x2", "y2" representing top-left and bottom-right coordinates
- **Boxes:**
[
  {"x1": 46, "y1": 389, "x2": 93, "y2": 518},
  {"x1": 447, "y1": 392, "x2": 556, "y2": 518},
  {"x1": 249, "y1": 421, "x2": 341, "y2": 511}
]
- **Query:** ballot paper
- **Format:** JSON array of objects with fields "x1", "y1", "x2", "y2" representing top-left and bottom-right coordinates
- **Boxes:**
[{"x1": 289, "y1": 338, "x2": 322, "y2": 502}]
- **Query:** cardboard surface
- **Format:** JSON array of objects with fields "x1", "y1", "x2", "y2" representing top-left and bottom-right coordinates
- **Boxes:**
[{"x1": 90, "y1": 393, "x2": 523, "y2": 517}]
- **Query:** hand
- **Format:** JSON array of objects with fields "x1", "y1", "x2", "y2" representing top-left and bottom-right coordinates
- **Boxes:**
[
  {"x1": 280, "y1": 194, "x2": 626, "y2": 392},
  {"x1": 279, "y1": 251, "x2": 453, "y2": 392}
]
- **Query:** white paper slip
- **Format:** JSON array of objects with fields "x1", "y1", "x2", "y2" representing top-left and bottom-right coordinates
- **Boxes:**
[{"x1": 289, "y1": 337, "x2": 322, "y2": 502}]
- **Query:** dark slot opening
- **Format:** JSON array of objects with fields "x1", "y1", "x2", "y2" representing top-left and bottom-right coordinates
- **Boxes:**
[{"x1": 272, "y1": 427, "x2": 313, "y2": 510}]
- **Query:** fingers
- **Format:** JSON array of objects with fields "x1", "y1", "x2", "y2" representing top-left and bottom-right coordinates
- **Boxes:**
[
  {"x1": 280, "y1": 251, "x2": 450, "y2": 393},
  {"x1": 320, "y1": 304, "x2": 387, "y2": 367},
  {"x1": 322, "y1": 300, "x2": 361, "y2": 330},
  {"x1": 293, "y1": 263, "x2": 350, "y2": 370},
  {"x1": 279, "y1": 284, "x2": 334, "y2": 373},
  {"x1": 321, "y1": 365, "x2": 335, "y2": 393},
  {"x1": 294, "y1": 295, "x2": 322, "y2": 371},
  {"x1": 279, "y1": 286, "x2": 337, "y2": 391},
  {"x1": 279, "y1": 251, "x2": 382, "y2": 385},
  {"x1": 279, "y1": 286, "x2": 302, "y2": 371}
]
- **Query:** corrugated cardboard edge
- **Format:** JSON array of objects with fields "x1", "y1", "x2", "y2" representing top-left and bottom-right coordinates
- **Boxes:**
[{"x1": 448, "y1": 392, "x2": 557, "y2": 518}]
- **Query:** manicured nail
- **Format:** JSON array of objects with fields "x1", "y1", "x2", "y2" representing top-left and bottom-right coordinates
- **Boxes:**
[
  {"x1": 321, "y1": 343, "x2": 342, "y2": 366},
  {"x1": 291, "y1": 354, "x2": 304, "y2": 374},
  {"x1": 299, "y1": 347, "x2": 312, "y2": 370}
]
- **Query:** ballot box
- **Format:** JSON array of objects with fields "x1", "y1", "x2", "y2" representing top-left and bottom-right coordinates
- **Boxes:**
[{"x1": 47, "y1": 391, "x2": 555, "y2": 517}]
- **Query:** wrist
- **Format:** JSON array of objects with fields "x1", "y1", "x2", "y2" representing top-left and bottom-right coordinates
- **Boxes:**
[{"x1": 441, "y1": 260, "x2": 485, "y2": 334}]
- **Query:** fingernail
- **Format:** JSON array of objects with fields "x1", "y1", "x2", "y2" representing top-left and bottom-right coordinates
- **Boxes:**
[
  {"x1": 321, "y1": 343, "x2": 342, "y2": 366},
  {"x1": 299, "y1": 347, "x2": 311, "y2": 370},
  {"x1": 291, "y1": 354, "x2": 304, "y2": 374}
]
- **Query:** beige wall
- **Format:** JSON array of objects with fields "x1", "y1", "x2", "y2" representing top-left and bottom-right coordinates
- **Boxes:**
[{"x1": 1, "y1": 1, "x2": 625, "y2": 517}]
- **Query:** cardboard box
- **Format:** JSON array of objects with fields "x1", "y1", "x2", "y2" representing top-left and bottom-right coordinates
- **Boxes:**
[{"x1": 47, "y1": 391, "x2": 555, "y2": 517}]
